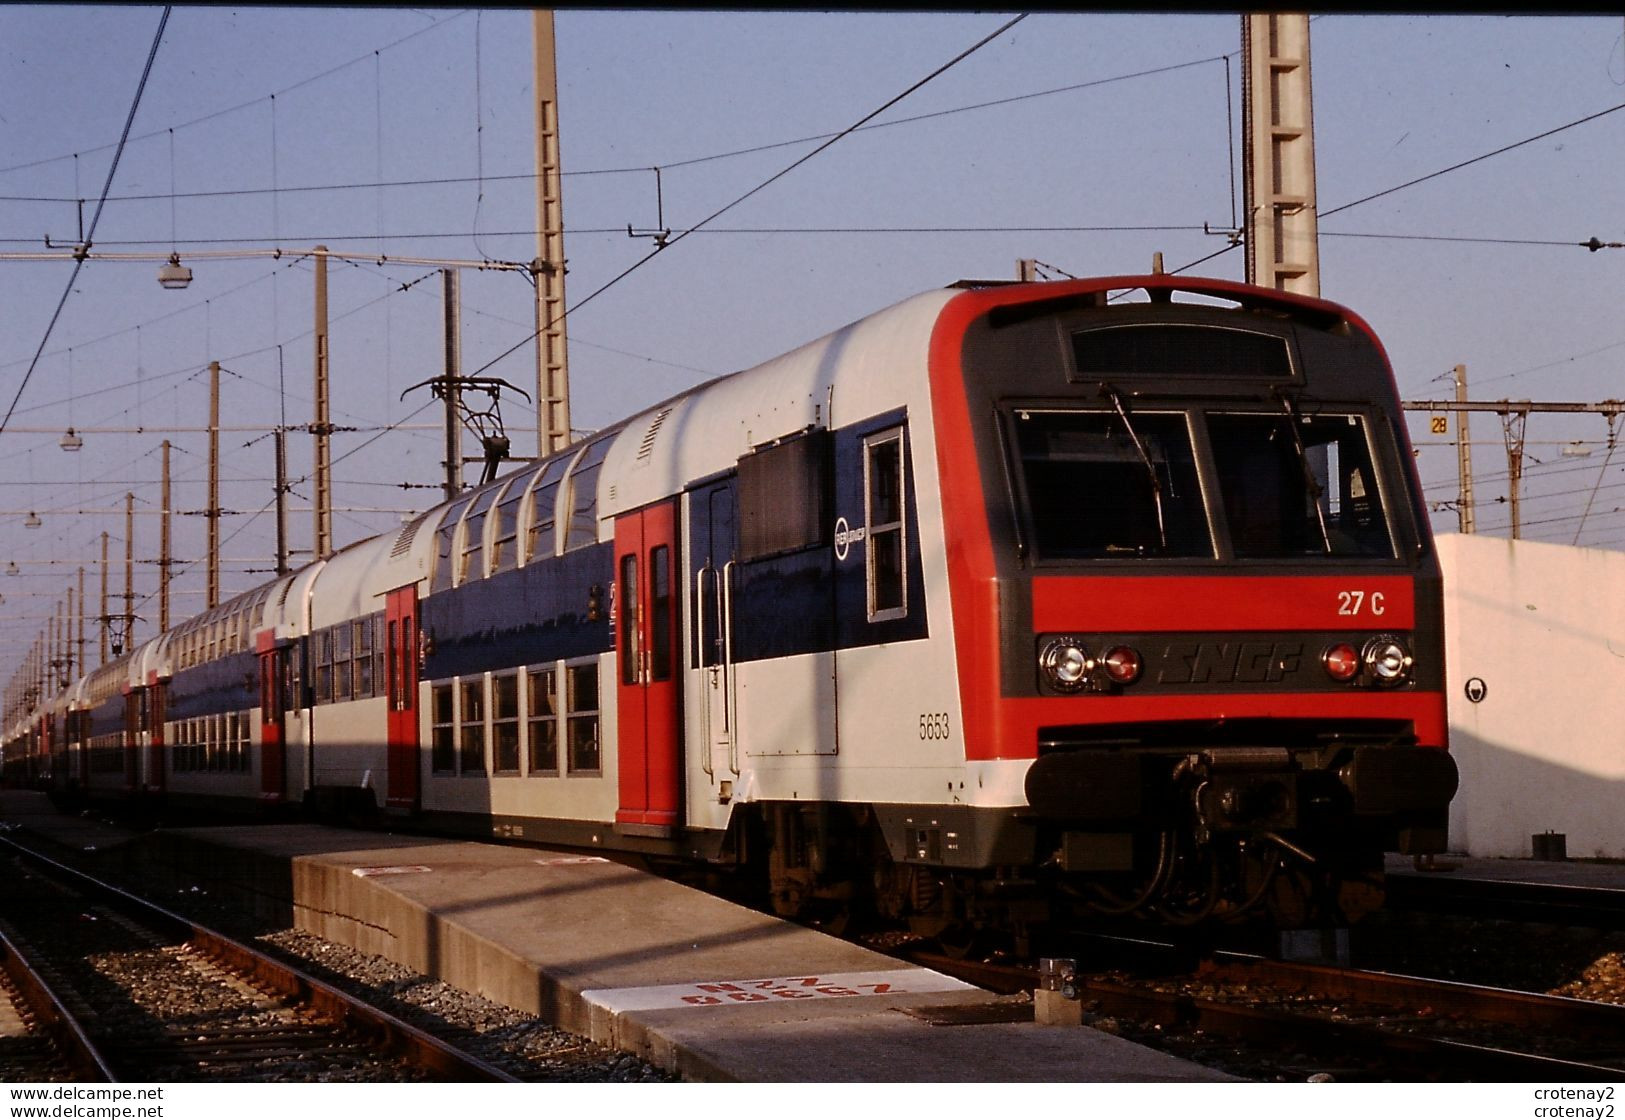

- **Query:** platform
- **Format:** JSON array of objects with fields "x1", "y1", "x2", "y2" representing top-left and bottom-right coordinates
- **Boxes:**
[
  {"x1": 1386, "y1": 851, "x2": 1625, "y2": 890},
  {"x1": 0, "y1": 791, "x2": 1228, "y2": 1082}
]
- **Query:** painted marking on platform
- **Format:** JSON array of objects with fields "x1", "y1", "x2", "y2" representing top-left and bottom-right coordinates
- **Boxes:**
[
  {"x1": 580, "y1": 969, "x2": 977, "y2": 1013},
  {"x1": 351, "y1": 865, "x2": 433, "y2": 877},
  {"x1": 534, "y1": 856, "x2": 611, "y2": 866}
]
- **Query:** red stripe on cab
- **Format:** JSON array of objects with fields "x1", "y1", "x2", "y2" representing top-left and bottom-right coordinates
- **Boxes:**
[{"x1": 1033, "y1": 575, "x2": 1416, "y2": 633}]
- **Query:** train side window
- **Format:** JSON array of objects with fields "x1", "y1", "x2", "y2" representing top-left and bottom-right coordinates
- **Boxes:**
[
  {"x1": 650, "y1": 545, "x2": 672, "y2": 681},
  {"x1": 285, "y1": 642, "x2": 303, "y2": 714},
  {"x1": 431, "y1": 683, "x2": 455, "y2": 773},
  {"x1": 492, "y1": 672, "x2": 520, "y2": 774},
  {"x1": 430, "y1": 495, "x2": 474, "y2": 595},
  {"x1": 526, "y1": 667, "x2": 559, "y2": 775},
  {"x1": 619, "y1": 554, "x2": 640, "y2": 686},
  {"x1": 737, "y1": 430, "x2": 830, "y2": 562},
  {"x1": 333, "y1": 623, "x2": 353, "y2": 702},
  {"x1": 458, "y1": 677, "x2": 485, "y2": 775},
  {"x1": 376, "y1": 614, "x2": 388, "y2": 699},
  {"x1": 525, "y1": 456, "x2": 573, "y2": 563},
  {"x1": 864, "y1": 428, "x2": 907, "y2": 622},
  {"x1": 490, "y1": 474, "x2": 529, "y2": 575},
  {"x1": 565, "y1": 661, "x2": 600, "y2": 774},
  {"x1": 355, "y1": 617, "x2": 375, "y2": 698},
  {"x1": 315, "y1": 628, "x2": 334, "y2": 705},
  {"x1": 386, "y1": 621, "x2": 398, "y2": 708},
  {"x1": 460, "y1": 486, "x2": 501, "y2": 584},
  {"x1": 564, "y1": 435, "x2": 615, "y2": 552}
]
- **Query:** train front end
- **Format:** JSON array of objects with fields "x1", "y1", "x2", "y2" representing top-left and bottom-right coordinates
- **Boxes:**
[{"x1": 931, "y1": 276, "x2": 1456, "y2": 925}]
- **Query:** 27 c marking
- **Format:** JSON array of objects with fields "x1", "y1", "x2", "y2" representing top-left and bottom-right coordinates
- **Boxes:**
[{"x1": 1337, "y1": 590, "x2": 1386, "y2": 617}]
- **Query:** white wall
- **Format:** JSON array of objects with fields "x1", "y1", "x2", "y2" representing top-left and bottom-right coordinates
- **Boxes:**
[{"x1": 1438, "y1": 533, "x2": 1625, "y2": 858}]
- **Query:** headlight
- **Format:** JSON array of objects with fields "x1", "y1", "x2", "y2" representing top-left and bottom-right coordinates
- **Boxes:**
[
  {"x1": 1039, "y1": 638, "x2": 1093, "y2": 692},
  {"x1": 1362, "y1": 636, "x2": 1413, "y2": 687}
]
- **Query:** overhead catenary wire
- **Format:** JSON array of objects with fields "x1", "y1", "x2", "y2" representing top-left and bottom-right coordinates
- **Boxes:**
[
  {"x1": 465, "y1": 12, "x2": 1030, "y2": 383},
  {"x1": 1318, "y1": 100, "x2": 1625, "y2": 220},
  {"x1": 1, "y1": 50, "x2": 1229, "y2": 205},
  {"x1": 0, "y1": 7, "x2": 172, "y2": 439},
  {"x1": 0, "y1": 10, "x2": 471, "y2": 179}
]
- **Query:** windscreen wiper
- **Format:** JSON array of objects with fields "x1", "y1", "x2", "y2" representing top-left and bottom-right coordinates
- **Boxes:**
[
  {"x1": 1101, "y1": 383, "x2": 1168, "y2": 553},
  {"x1": 1274, "y1": 389, "x2": 1333, "y2": 554}
]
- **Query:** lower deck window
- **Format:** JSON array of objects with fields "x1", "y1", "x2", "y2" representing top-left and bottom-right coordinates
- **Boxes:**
[
  {"x1": 458, "y1": 679, "x2": 485, "y2": 774},
  {"x1": 427, "y1": 662, "x2": 602, "y2": 781},
  {"x1": 492, "y1": 673, "x2": 520, "y2": 774},
  {"x1": 526, "y1": 668, "x2": 559, "y2": 775},
  {"x1": 566, "y1": 662, "x2": 600, "y2": 773},
  {"x1": 431, "y1": 683, "x2": 455, "y2": 773}
]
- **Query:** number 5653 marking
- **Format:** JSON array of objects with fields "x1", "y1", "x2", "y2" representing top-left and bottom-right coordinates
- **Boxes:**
[{"x1": 1337, "y1": 590, "x2": 1385, "y2": 617}]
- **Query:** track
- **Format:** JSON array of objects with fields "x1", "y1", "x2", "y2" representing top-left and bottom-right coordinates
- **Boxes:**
[
  {"x1": 900, "y1": 942, "x2": 1625, "y2": 1081},
  {"x1": 0, "y1": 837, "x2": 517, "y2": 1083},
  {"x1": 1387, "y1": 872, "x2": 1625, "y2": 930},
  {"x1": 0, "y1": 926, "x2": 111, "y2": 1082}
]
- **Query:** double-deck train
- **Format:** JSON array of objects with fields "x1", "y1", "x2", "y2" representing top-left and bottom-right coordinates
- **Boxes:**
[{"x1": 3, "y1": 274, "x2": 1458, "y2": 934}]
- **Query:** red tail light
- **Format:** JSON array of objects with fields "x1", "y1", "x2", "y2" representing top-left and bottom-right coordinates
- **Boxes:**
[
  {"x1": 1102, "y1": 645, "x2": 1143, "y2": 685},
  {"x1": 1322, "y1": 642, "x2": 1360, "y2": 682}
]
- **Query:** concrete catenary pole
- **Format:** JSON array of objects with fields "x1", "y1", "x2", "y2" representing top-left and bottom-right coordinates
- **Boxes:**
[
  {"x1": 533, "y1": 10, "x2": 571, "y2": 455},
  {"x1": 1242, "y1": 13, "x2": 1320, "y2": 297}
]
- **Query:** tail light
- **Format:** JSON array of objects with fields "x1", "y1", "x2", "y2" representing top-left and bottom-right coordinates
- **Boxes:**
[
  {"x1": 1102, "y1": 645, "x2": 1143, "y2": 685},
  {"x1": 1322, "y1": 642, "x2": 1360, "y2": 682}
]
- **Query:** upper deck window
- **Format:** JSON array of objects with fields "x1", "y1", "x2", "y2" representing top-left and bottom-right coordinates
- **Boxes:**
[
  {"x1": 525, "y1": 455, "x2": 574, "y2": 563},
  {"x1": 430, "y1": 495, "x2": 474, "y2": 594},
  {"x1": 490, "y1": 472, "x2": 532, "y2": 575},
  {"x1": 459, "y1": 485, "x2": 502, "y2": 584},
  {"x1": 563, "y1": 435, "x2": 615, "y2": 552},
  {"x1": 1208, "y1": 411, "x2": 1392, "y2": 559},
  {"x1": 1012, "y1": 409, "x2": 1211, "y2": 560}
]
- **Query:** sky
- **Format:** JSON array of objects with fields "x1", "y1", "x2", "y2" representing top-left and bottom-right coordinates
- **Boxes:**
[{"x1": 3, "y1": 8, "x2": 1625, "y2": 693}]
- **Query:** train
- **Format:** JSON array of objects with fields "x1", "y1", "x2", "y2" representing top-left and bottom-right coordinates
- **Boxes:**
[{"x1": 3, "y1": 273, "x2": 1459, "y2": 939}]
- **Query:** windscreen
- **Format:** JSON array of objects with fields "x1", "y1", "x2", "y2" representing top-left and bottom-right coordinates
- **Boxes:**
[
  {"x1": 1012, "y1": 409, "x2": 1211, "y2": 559},
  {"x1": 1207, "y1": 411, "x2": 1392, "y2": 559},
  {"x1": 1009, "y1": 407, "x2": 1394, "y2": 561}
]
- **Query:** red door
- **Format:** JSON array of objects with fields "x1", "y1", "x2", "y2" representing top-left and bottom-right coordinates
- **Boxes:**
[
  {"x1": 122, "y1": 688, "x2": 139, "y2": 792},
  {"x1": 615, "y1": 500, "x2": 681, "y2": 828},
  {"x1": 258, "y1": 633, "x2": 286, "y2": 801},
  {"x1": 145, "y1": 673, "x2": 166, "y2": 793},
  {"x1": 385, "y1": 586, "x2": 421, "y2": 811}
]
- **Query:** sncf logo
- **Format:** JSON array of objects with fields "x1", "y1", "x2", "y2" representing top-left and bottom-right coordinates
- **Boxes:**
[{"x1": 1157, "y1": 640, "x2": 1304, "y2": 685}]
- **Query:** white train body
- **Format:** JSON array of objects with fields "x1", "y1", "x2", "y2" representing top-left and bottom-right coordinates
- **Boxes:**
[{"x1": 10, "y1": 277, "x2": 1458, "y2": 929}]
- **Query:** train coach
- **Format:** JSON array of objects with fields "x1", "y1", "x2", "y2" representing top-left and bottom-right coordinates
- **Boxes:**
[{"x1": 12, "y1": 274, "x2": 1459, "y2": 935}]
